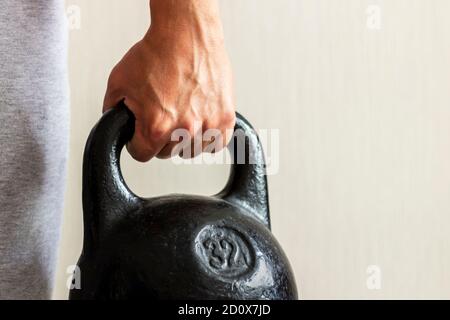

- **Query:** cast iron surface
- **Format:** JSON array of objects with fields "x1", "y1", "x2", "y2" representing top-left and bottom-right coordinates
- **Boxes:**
[{"x1": 69, "y1": 102, "x2": 298, "y2": 300}]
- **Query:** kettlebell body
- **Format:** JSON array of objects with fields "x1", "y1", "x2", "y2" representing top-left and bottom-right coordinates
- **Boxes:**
[{"x1": 70, "y1": 103, "x2": 297, "y2": 300}]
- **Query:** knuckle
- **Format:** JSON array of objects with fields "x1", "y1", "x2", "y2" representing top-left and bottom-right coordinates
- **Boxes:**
[
  {"x1": 129, "y1": 131, "x2": 158, "y2": 162},
  {"x1": 145, "y1": 120, "x2": 170, "y2": 141},
  {"x1": 222, "y1": 130, "x2": 232, "y2": 146},
  {"x1": 221, "y1": 109, "x2": 236, "y2": 128},
  {"x1": 202, "y1": 119, "x2": 217, "y2": 131},
  {"x1": 148, "y1": 126, "x2": 166, "y2": 141},
  {"x1": 180, "y1": 118, "x2": 198, "y2": 137},
  {"x1": 222, "y1": 126, "x2": 235, "y2": 146}
]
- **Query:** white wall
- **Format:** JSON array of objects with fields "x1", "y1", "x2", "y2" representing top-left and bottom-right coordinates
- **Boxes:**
[{"x1": 54, "y1": 0, "x2": 450, "y2": 299}]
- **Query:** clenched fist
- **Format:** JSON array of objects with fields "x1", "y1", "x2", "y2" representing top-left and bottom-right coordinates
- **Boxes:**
[{"x1": 103, "y1": 0, "x2": 235, "y2": 162}]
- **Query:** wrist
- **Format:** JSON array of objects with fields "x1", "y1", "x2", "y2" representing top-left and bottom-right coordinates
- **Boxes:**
[{"x1": 147, "y1": 0, "x2": 225, "y2": 51}]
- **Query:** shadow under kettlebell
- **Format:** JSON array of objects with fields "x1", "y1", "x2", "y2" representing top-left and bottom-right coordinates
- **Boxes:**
[{"x1": 69, "y1": 102, "x2": 298, "y2": 300}]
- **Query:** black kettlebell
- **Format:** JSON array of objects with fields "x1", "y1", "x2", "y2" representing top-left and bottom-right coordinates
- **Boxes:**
[{"x1": 69, "y1": 102, "x2": 298, "y2": 300}]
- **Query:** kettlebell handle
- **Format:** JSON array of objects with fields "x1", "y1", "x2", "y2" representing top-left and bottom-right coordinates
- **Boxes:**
[
  {"x1": 216, "y1": 110, "x2": 271, "y2": 228},
  {"x1": 82, "y1": 102, "x2": 271, "y2": 246}
]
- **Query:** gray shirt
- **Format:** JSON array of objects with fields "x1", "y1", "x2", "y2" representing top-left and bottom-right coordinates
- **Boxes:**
[{"x1": 0, "y1": 0, "x2": 69, "y2": 299}]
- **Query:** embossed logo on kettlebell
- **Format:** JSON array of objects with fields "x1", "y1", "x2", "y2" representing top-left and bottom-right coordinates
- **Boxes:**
[{"x1": 195, "y1": 226, "x2": 255, "y2": 279}]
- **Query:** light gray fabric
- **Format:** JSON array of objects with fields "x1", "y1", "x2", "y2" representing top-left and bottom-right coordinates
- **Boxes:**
[{"x1": 0, "y1": 1, "x2": 69, "y2": 299}]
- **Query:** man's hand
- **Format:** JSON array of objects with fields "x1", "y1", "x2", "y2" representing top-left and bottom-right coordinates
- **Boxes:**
[{"x1": 103, "y1": 0, "x2": 235, "y2": 162}]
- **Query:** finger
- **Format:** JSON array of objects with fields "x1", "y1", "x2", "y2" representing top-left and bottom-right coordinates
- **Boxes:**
[
  {"x1": 176, "y1": 132, "x2": 202, "y2": 159},
  {"x1": 127, "y1": 120, "x2": 169, "y2": 162},
  {"x1": 127, "y1": 105, "x2": 174, "y2": 162},
  {"x1": 202, "y1": 113, "x2": 236, "y2": 153},
  {"x1": 202, "y1": 129, "x2": 225, "y2": 154},
  {"x1": 181, "y1": 134, "x2": 205, "y2": 159},
  {"x1": 158, "y1": 125, "x2": 193, "y2": 159},
  {"x1": 156, "y1": 140, "x2": 181, "y2": 159},
  {"x1": 220, "y1": 125, "x2": 236, "y2": 152}
]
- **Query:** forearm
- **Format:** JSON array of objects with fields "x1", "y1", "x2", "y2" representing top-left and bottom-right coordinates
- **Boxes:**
[{"x1": 148, "y1": 0, "x2": 225, "y2": 50}]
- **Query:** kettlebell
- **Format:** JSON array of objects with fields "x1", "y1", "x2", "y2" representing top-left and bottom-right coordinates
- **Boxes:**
[{"x1": 69, "y1": 102, "x2": 298, "y2": 300}]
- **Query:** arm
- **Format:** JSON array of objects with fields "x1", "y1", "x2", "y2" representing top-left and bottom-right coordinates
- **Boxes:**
[{"x1": 104, "y1": 0, "x2": 235, "y2": 161}]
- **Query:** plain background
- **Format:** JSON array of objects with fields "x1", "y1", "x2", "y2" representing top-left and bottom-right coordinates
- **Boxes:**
[{"x1": 53, "y1": 0, "x2": 450, "y2": 299}]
